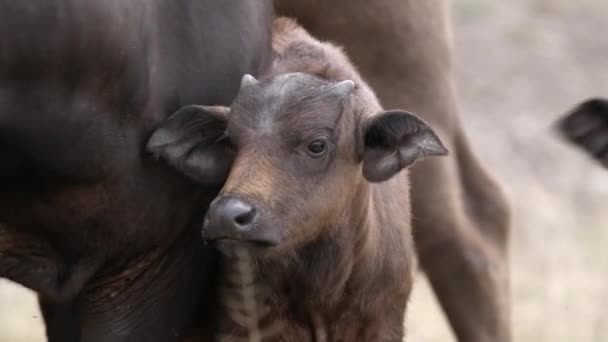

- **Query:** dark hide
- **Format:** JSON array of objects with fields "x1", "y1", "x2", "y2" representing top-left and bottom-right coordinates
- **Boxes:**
[{"x1": 0, "y1": 1, "x2": 272, "y2": 341}]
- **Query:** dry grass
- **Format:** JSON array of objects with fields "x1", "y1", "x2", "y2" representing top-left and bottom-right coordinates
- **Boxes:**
[{"x1": 1, "y1": 0, "x2": 608, "y2": 341}]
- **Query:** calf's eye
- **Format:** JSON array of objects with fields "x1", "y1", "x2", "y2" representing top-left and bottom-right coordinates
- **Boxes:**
[{"x1": 307, "y1": 139, "x2": 327, "y2": 157}]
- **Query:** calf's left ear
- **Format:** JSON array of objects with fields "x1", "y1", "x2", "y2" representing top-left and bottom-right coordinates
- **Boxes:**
[
  {"x1": 361, "y1": 110, "x2": 448, "y2": 183},
  {"x1": 146, "y1": 105, "x2": 233, "y2": 187}
]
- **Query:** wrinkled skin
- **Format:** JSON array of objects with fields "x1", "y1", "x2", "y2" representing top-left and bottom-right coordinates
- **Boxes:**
[
  {"x1": 558, "y1": 98, "x2": 608, "y2": 167},
  {"x1": 0, "y1": 0, "x2": 510, "y2": 341}
]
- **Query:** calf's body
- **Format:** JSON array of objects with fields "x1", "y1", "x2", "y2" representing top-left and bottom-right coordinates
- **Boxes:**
[{"x1": 149, "y1": 18, "x2": 447, "y2": 341}]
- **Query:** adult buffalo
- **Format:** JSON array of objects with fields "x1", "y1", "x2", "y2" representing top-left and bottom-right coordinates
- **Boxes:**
[
  {"x1": 0, "y1": 0, "x2": 510, "y2": 342},
  {"x1": 0, "y1": 1, "x2": 272, "y2": 341}
]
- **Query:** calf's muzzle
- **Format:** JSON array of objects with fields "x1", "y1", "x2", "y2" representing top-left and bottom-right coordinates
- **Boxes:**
[{"x1": 202, "y1": 196, "x2": 281, "y2": 246}]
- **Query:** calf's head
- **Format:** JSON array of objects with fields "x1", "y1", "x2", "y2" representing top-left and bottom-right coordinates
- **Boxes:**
[{"x1": 151, "y1": 73, "x2": 447, "y2": 254}]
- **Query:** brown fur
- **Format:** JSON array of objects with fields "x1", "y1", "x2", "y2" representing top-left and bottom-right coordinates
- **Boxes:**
[
  {"x1": 273, "y1": 1, "x2": 512, "y2": 341},
  {"x1": 202, "y1": 18, "x2": 435, "y2": 341}
]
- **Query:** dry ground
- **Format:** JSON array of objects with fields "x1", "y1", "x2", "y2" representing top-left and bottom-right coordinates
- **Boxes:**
[{"x1": 1, "y1": 0, "x2": 608, "y2": 341}]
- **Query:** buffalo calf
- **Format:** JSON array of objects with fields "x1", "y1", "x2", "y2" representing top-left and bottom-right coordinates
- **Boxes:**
[{"x1": 149, "y1": 18, "x2": 447, "y2": 341}]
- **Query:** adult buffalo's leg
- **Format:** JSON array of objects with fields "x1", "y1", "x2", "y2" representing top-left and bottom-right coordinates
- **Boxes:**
[
  {"x1": 274, "y1": 0, "x2": 511, "y2": 341},
  {"x1": 410, "y1": 149, "x2": 511, "y2": 342},
  {"x1": 0, "y1": 225, "x2": 80, "y2": 341},
  {"x1": 74, "y1": 225, "x2": 219, "y2": 342},
  {"x1": 39, "y1": 299, "x2": 81, "y2": 342},
  {"x1": 0, "y1": 220, "x2": 215, "y2": 342}
]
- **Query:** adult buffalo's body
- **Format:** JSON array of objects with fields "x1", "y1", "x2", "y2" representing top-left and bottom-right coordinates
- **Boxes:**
[
  {"x1": 0, "y1": 0, "x2": 510, "y2": 342},
  {"x1": 0, "y1": 1, "x2": 272, "y2": 341}
]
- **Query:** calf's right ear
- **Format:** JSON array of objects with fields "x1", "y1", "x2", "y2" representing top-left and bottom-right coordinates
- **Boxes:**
[
  {"x1": 361, "y1": 110, "x2": 448, "y2": 183},
  {"x1": 146, "y1": 105, "x2": 234, "y2": 187}
]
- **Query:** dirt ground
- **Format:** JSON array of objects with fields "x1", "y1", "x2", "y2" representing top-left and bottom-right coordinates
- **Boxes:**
[{"x1": 1, "y1": 0, "x2": 607, "y2": 341}]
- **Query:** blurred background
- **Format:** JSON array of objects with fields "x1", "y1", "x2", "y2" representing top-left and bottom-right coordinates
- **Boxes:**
[{"x1": 1, "y1": 0, "x2": 607, "y2": 341}]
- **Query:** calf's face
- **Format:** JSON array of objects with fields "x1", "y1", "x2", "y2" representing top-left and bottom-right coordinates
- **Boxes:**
[{"x1": 150, "y1": 73, "x2": 447, "y2": 253}]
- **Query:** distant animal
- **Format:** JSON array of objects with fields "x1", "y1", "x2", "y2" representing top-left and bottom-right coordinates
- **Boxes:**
[{"x1": 558, "y1": 98, "x2": 608, "y2": 167}]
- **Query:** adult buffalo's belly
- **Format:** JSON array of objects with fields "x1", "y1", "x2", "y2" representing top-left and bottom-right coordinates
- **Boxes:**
[{"x1": 0, "y1": 0, "x2": 272, "y2": 341}]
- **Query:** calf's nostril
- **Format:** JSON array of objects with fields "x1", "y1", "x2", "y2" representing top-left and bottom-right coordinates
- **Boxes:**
[
  {"x1": 234, "y1": 208, "x2": 256, "y2": 227},
  {"x1": 216, "y1": 197, "x2": 257, "y2": 231}
]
